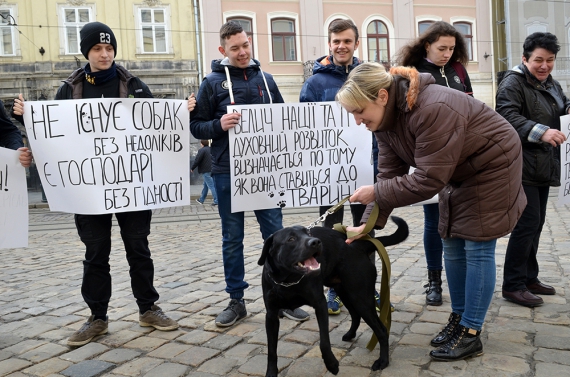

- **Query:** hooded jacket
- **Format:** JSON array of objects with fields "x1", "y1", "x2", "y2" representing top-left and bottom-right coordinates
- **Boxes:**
[
  {"x1": 495, "y1": 64, "x2": 570, "y2": 187},
  {"x1": 190, "y1": 58, "x2": 284, "y2": 175},
  {"x1": 363, "y1": 68, "x2": 526, "y2": 241},
  {"x1": 415, "y1": 58, "x2": 472, "y2": 95},
  {"x1": 299, "y1": 55, "x2": 360, "y2": 102},
  {"x1": 55, "y1": 64, "x2": 151, "y2": 100}
]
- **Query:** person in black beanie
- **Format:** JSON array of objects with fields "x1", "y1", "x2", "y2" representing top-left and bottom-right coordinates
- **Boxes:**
[{"x1": 13, "y1": 21, "x2": 196, "y2": 347}]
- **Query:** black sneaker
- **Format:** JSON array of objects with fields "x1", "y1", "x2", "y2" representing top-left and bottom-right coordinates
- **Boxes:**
[{"x1": 215, "y1": 299, "x2": 247, "y2": 327}]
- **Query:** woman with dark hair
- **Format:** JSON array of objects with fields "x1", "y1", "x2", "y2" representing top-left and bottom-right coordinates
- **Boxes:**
[
  {"x1": 336, "y1": 62, "x2": 526, "y2": 361},
  {"x1": 497, "y1": 32, "x2": 569, "y2": 307},
  {"x1": 396, "y1": 21, "x2": 473, "y2": 308}
]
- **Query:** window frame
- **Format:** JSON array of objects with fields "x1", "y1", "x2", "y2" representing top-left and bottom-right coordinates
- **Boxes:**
[
  {"x1": 61, "y1": 6, "x2": 93, "y2": 55},
  {"x1": 0, "y1": 5, "x2": 19, "y2": 57},
  {"x1": 453, "y1": 22, "x2": 473, "y2": 61},
  {"x1": 134, "y1": 4, "x2": 172, "y2": 55},
  {"x1": 366, "y1": 19, "x2": 390, "y2": 63},
  {"x1": 415, "y1": 15, "x2": 441, "y2": 37},
  {"x1": 267, "y1": 11, "x2": 301, "y2": 64},
  {"x1": 271, "y1": 18, "x2": 297, "y2": 62},
  {"x1": 450, "y1": 16, "x2": 477, "y2": 62}
]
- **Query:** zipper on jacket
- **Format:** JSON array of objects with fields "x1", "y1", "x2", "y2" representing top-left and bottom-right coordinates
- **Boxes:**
[
  {"x1": 441, "y1": 67, "x2": 450, "y2": 88},
  {"x1": 243, "y1": 70, "x2": 248, "y2": 81}
]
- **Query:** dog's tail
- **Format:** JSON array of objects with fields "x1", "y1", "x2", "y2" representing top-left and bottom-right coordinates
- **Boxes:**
[{"x1": 375, "y1": 216, "x2": 408, "y2": 247}]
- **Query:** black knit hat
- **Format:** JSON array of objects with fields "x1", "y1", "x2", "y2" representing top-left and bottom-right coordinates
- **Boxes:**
[{"x1": 80, "y1": 22, "x2": 117, "y2": 59}]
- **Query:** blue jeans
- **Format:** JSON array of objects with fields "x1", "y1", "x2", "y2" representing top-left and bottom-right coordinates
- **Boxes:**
[
  {"x1": 423, "y1": 203, "x2": 443, "y2": 271},
  {"x1": 199, "y1": 172, "x2": 218, "y2": 204},
  {"x1": 214, "y1": 173, "x2": 283, "y2": 300},
  {"x1": 443, "y1": 237, "x2": 496, "y2": 330}
]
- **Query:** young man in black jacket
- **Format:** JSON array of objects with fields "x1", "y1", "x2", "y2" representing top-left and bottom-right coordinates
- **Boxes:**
[
  {"x1": 13, "y1": 22, "x2": 187, "y2": 346},
  {"x1": 190, "y1": 21, "x2": 309, "y2": 326}
]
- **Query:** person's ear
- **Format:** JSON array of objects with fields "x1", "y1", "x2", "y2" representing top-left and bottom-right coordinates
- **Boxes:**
[
  {"x1": 354, "y1": 40, "x2": 360, "y2": 50},
  {"x1": 522, "y1": 55, "x2": 527, "y2": 64},
  {"x1": 377, "y1": 89, "x2": 389, "y2": 106},
  {"x1": 218, "y1": 45, "x2": 226, "y2": 57}
]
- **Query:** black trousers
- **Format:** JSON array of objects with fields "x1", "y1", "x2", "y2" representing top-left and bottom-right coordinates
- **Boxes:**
[
  {"x1": 74, "y1": 210, "x2": 159, "y2": 316},
  {"x1": 502, "y1": 185, "x2": 549, "y2": 292}
]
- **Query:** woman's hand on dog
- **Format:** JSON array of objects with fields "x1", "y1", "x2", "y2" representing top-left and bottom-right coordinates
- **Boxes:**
[
  {"x1": 350, "y1": 185, "x2": 375, "y2": 205},
  {"x1": 345, "y1": 224, "x2": 366, "y2": 244}
]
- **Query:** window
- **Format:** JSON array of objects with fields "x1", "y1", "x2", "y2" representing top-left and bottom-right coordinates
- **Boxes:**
[
  {"x1": 454, "y1": 22, "x2": 473, "y2": 60},
  {"x1": 139, "y1": 8, "x2": 167, "y2": 53},
  {"x1": 367, "y1": 20, "x2": 390, "y2": 63},
  {"x1": 62, "y1": 7, "x2": 91, "y2": 55},
  {"x1": 271, "y1": 18, "x2": 296, "y2": 61},
  {"x1": 418, "y1": 21, "x2": 434, "y2": 36},
  {"x1": 0, "y1": 7, "x2": 17, "y2": 56},
  {"x1": 228, "y1": 17, "x2": 254, "y2": 57}
]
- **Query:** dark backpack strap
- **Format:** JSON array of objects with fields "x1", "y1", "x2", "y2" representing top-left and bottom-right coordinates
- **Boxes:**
[{"x1": 451, "y1": 61, "x2": 469, "y2": 93}]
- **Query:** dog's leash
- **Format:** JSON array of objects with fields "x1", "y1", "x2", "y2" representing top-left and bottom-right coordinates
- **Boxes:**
[{"x1": 308, "y1": 197, "x2": 391, "y2": 351}]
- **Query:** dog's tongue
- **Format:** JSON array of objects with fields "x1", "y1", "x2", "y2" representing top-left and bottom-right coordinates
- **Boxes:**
[{"x1": 303, "y1": 256, "x2": 320, "y2": 270}]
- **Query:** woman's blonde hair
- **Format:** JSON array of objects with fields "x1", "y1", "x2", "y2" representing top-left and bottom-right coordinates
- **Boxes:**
[
  {"x1": 336, "y1": 62, "x2": 420, "y2": 111},
  {"x1": 336, "y1": 62, "x2": 393, "y2": 112}
]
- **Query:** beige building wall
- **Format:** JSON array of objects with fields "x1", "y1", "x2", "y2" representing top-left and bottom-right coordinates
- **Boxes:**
[
  {"x1": 0, "y1": 0, "x2": 199, "y2": 103},
  {"x1": 199, "y1": 0, "x2": 494, "y2": 105}
]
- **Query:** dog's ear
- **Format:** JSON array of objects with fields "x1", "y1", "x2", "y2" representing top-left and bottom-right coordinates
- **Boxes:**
[{"x1": 258, "y1": 234, "x2": 274, "y2": 266}]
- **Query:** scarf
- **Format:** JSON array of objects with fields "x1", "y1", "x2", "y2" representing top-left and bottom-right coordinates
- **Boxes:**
[{"x1": 84, "y1": 62, "x2": 117, "y2": 86}]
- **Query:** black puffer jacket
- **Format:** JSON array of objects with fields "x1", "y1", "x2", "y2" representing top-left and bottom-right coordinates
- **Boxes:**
[
  {"x1": 496, "y1": 64, "x2": 570, "y2": 187},
  {"x1": 190, "y1": 58, "x2": 284, "y2": 175}
]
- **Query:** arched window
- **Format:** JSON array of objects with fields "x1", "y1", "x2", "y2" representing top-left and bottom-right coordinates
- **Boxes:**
[
  {"x1": 227, "y1": 17, "x2": 255, "y2": 57},
  {"x1": 271, "y1": 18, "x2": 296, "y2": 61},
  {"x1": 367, "y1": 20, "x2": 390, "y2": 63},
  {"x1": 453, "y1": 22, "x2": 473, "y2": 60},
  {"x1": 418, "y1": 21, "x2": 434, "y2": 36}
]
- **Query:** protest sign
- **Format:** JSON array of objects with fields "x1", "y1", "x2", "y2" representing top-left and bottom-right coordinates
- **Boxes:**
[
  {"x1": 0, "y1": 147, "x2": 28, "y2": 249},
  {"x1": 228, "y1": 101, "x2": 373, "y2": 212},
  {"x1": 23, "y1": 98, "x2": 190, "y2": 214},
  {"x1": 557, "y1": 114, "x2": 570, "y2": 205}
]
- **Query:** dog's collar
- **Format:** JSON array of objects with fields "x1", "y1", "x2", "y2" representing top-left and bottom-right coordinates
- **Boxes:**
[{"x1": 272, "y1": 274, "x2": 304, "y2": 287}]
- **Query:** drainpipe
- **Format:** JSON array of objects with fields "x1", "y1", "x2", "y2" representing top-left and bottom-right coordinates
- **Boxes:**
[{"x1": 192, "y1": 0, "x2": 203, "y2": 83}]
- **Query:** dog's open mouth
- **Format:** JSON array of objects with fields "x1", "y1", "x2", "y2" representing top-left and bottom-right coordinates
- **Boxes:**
[{"x1": 294, "y1": 256, "x2": 321, "y2": 273}]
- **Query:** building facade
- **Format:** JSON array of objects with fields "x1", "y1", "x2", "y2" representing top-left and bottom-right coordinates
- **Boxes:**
[
  {"x1": 492, "y1": 0, "x2": 570, "y2": 96},
  {"x1": 198, "y1": 0, "x2": 495, "y2": 105},
  {"x1": 0, "y1": 0, "x2": 200, "y2": 190},
  {"x1": 0, "y1": 0, "x2": 200, "y2": 103}
]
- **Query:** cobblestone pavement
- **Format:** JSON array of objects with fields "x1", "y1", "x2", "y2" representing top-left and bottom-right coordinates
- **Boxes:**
[{"x1": 1, "y1": 190, "x2": 569, "y2": 376}]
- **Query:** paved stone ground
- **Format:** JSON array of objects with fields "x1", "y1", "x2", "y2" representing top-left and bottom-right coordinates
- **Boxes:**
[{"x1": 1, "y1": 190, "x2": 569, "y2": 376}]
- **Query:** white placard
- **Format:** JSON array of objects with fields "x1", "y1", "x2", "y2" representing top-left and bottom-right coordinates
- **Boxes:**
[
  {"x1": 228, "y1": 101, "x2": 373, "y2": 212},
  {"x1": 23, "y1": 98, "x2": 190, "y2": 214},
  {"x1": 0, "y1": 147, "x2": 28, "y2": 249},
  {"x1": 557, "y1": 114, "x2": 570, "y2": 206}
]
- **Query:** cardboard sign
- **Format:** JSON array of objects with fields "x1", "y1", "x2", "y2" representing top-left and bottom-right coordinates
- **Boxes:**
[
  {"x1": 228, "y1": 102, "x2": 373, "y2": 212},
  {"x1": 23, "y1": 98, "x2": 190, "y2": 214},
  {"x1": 0, "y1": 147, "x2": 28, "y2": 248}
]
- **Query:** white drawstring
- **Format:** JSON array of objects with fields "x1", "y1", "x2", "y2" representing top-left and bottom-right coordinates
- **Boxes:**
[
  {"x1": 258, "y1": 66, "x2": 273, "y2": 104},
  {"x1": 224, "y1": 65, "x2": 235, "y2": 105}
]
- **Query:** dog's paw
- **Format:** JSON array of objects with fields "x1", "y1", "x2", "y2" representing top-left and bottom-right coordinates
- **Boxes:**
[
  {"x1": 371, "y1": 357, "x2": 389, "y2": 371},
  {"x1": 342, "y1": 330, "x2": 356, "y2": 341},
  {"x1": 325, "y1": 358, "x2": 339, "y2": 375}
]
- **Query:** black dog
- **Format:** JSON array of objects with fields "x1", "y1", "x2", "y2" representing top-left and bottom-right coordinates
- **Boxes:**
[{"x1": 258, "y1": 216, "x2": 408, "y2": 377}]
